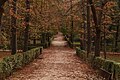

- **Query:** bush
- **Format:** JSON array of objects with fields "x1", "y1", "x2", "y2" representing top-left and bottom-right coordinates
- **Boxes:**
[
  {"x1": 87, "y1": 54, "x2": 95, "y2": 63},
  {"x1": 0, "y1": 61, "x2": 11, "y2": 79},
  {"x1": 76, "y1": 47, "x2": 81, "y2": 55},
  {"x1": 40, "y1": 31, "x2": 53, "y2": 48},
  {"x1": 76, "y1": 47, "x2": 86, "y2": 60},
  {"x1": 76, "y1": 48, "x2": 120, "y2": 80},
  {"x1": 114, "y1": 63, "x2": 120, "y2": 80},
  {"x1": 14, "y1": 54, "x2": 24, "y2": 69},
  {"x1": 102, "y1": 60, "x2": 115, "y2": 73},
  {"x1": 28, "y1": 46, "x2": 37, "y2": 50},
  {"x1": 93, "y1": 57, "x2": 105, "y2": 69},
  {"x1": 0, "y1": 47, "x2": 42, "y2": 79}
]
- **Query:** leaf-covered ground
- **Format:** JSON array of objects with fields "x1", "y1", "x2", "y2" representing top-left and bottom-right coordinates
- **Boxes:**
[{"x1": 6, "y1": 33, "x2": 104, "y2": 80}]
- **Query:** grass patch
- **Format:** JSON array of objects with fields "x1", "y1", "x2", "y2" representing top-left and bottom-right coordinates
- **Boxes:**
[
  {"x1": 101, "y1": 53, "x2": 120, "y2": 63},
  {"x1": 73, "y1": 42, "x2": 80, "y2": 45},
  {"x1": 107, "y1": 55, "x2": 120, "y2": 63}
]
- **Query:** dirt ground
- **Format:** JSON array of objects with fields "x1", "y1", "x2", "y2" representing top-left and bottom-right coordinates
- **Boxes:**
[{"x1": 6, "y1": 33, "x2": 104, "y2": 80}]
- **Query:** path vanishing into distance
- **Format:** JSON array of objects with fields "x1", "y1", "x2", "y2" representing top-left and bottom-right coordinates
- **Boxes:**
[{"x1": 7, "y1": 32, "x2": 104, "y2": 80}]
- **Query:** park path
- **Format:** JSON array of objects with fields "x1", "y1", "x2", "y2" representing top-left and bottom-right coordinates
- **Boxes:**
[{"x1": 7, "y1": 32, "x2": 103, "y2": 80}]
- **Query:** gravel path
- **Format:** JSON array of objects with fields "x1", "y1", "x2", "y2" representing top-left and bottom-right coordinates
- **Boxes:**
[{"x1": 6, "y1": 33, "x2": 104, "y2": 80}]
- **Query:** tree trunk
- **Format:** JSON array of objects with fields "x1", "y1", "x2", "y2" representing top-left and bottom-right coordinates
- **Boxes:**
[
  {"x1": 81, "y1": 0, "x2": 87, "y2": 50},
  {"x1": 103, "y1": 25, "x2": 106, "y2": 59},
  {"x1": 23, "y1": 26, "x2": 29, "y2": 52},
  {"x1": 88, "y1": 0, "x2": 100, "y2": 57},
  {"x1": 115, "y1": 25, "x2": 119, "y2": 52},
  {"x1": 33, "y1": 39, "x2": 36, "y2": 45},
  {"x1": 70, "y1": 0, "x2": 73, "y2": 44},
  {"x1": 11, "y1": 27, "x2": 17, "y2": 55},
  {"x1": 0, "y1": 0, "x2": 7, "y2": 16},
  {"x1": 23, "y1": 0, "x2": 30, "y2": 52},
  {"x1": 87, "y1": 2, "x2": 91, "y2": 57},
  {"x1": 94, "y1": 28, "x2": 101, "y2": 57},
  {"x1": 0, "y1": 0, "x2": 7, "y2": 30},
  {"x1": 96, "y1": 1, "x2": 108, "y2": 57},
  {"x1": 0, "y1": 8, "x2": 3, "y2": 46},
  {"x1": 0, "y1": 7, "x2": 3, "y2": 26},
  {"x1": 88, "y1": 0, "x2": 108, "y2": 57},
  {"x1": 11, "y1": 0, "x2": 17, "y2": 55},
  {"x1": 70, "y1": 17, "x2": 74, "y2": 44}
]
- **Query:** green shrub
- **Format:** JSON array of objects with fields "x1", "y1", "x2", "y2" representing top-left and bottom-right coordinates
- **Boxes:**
[
  {"x1": 28, "y1": 46, "x2": 37, "y2": 50},
  {"x1": 102, "y1": 60, "x2": 115, "y2": 73},
  {"x1": 76, "y1": 47, "x2": 86, "y2": 60},
  {"x1": 3, "y1": 56, "x2": 15, "y2": 74},
  {"x1": 76, "y1": 47, "x2": 82, "y2": 56},
  {"x1": 87, "y1": 54, "x2": 95, "y2": 63},
  {"x1": 93, "y1": 57, "x2": 105, "y2": 69},
  {"x1": 73, "y1": 42, "x2": 80, "y2": 47},
  {"x1": 0, "y1": 61, "x2": 10, "y2": 79},
  {"x1": 64, "y1": 36, "x2": 73, "y2": 48},
  {"x1": 76, "y1": 46, "x2": 120, "y2": 80},
  {"x1": 0, "y1": 47, "x2": 42, "y2": 79},
  {"x1": 114, "y1": 63, "x2": 120, "y2": 80},
  {"x1": 76, "y1": 47, "x2": 81, "y2": 55},
  {"x1": 14, "y1": 54, "x2": 24, "y2": 69}
]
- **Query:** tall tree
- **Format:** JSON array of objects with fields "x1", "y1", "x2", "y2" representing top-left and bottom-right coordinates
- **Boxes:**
[
  {"x1": 88, "y1": 0, "x2": 108, "y2": 57},
  {"x1": 0, "y1": 0, "x2": 7, "y2": 28},
  {"x1": 0, "y1": 0, "x2": 7, "y2": 55},
  {"x1": 80, "y1": 0, "x2": 87, "y2": 50},
  {"x1": 115, "y1": 0, "x2": 120, "y2": 52},
  {"x1": 70, "y1": 0, "x2": 74, "y2": 44},
  {"x1": 10, "y1": 0, "x2": 17, "y2": 55},
  {"x1": 23, "y1": 0, "x2": 30, "y2": 52},
  {"x1": 115, "y1": 21, "x2": 119, "y2": 52},
  {"x1": 88, "y1": 0, "x2": 100, "y2": 57},
  {"x1": 87, "y1": 0, "x2": 91, "y2": 57}
]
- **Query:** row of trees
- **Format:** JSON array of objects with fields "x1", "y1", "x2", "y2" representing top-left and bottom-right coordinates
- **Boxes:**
[
  {"x1": 60, "y1": 0, "x2": 120, "y2": 58},
  {"x1": 0, "y1": 0, "x2": 120, "y2": 58},
  {"x1": 87, "y1": 0, "x2": 120, "y2": 57},
  {"x1": 0, "y1": 0, "x2": 30, "y2": 54},
  {"x1": 0, "y1": 0, "x2": 61, "y2": 54}
]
